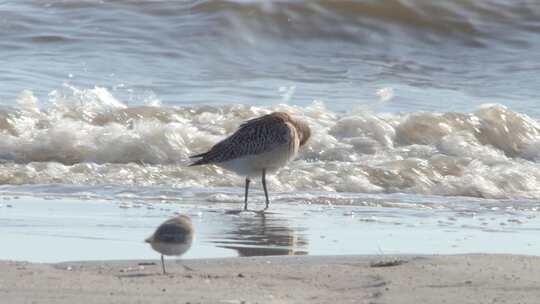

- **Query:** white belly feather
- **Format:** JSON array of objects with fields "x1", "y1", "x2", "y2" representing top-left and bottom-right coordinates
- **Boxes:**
[{"x1": 150, "y1": 241, "x2": 192, "y2": 256}]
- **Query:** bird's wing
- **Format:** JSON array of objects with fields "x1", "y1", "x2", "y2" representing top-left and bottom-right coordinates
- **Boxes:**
[
  {"x1": 190, "y1": 114, "x2": 291, "y2": 165},
  {"x1": 153, "y1": 223, "x2": 189, "y2": 243}
]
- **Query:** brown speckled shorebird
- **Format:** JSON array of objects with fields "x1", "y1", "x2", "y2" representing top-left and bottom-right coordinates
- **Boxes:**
[
  {"x1": 145, "y1": 215, "x2": 194, "y2": 274},
  {"x1": 189, "y1": 112, "x2": 311, "y2": 211}
]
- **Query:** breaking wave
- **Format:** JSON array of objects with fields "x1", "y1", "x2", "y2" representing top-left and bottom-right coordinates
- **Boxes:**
[{"x1": 1, "y1": 86, "x2": 540, "y2": 200}]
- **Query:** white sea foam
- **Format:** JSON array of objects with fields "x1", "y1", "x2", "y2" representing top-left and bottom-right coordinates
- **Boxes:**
[
  {"x1": 1, "y1": 88, "x2": 540, "y2": 200},
  {"x1": 376, "y1": 87, "x2": 394, "y2": 102}
]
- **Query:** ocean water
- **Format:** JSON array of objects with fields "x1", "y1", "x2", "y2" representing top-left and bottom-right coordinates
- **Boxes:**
[{"x1": 2, "y1": 0, "x2": 540, "y2": 260}]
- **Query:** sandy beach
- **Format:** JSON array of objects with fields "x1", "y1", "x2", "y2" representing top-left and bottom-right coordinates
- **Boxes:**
[{"x1": 2, "y1": 254, "x2": 540, "y2": 304}]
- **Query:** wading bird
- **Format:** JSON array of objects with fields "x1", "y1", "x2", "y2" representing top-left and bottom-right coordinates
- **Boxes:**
[
  {"x1": 190, "y1": 112, "x2": 311, "y2": 211},
  {"x1": 145, "y1": 215, "x2": 194, "y2": 274}
]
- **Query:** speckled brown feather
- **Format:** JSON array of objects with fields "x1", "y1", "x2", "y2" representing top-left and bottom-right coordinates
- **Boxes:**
[{"x1": 190, "y1": 112, "x2": 309, "y2": 166}]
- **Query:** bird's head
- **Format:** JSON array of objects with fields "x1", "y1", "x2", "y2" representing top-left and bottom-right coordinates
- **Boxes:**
[{"x1": 292, "y1": 117, "x2": 311, "y2": 147}]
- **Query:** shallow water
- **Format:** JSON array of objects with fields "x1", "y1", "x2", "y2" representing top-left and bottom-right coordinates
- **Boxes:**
[{"x1": 1, "y1": 196, "x2": 540, "y2": 262}]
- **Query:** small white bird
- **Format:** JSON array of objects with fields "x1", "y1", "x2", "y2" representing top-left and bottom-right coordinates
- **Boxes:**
[
  {"x1": 145, "y1": 215, "x2": 194, "y2": 274},
  {"x1": 190, "y1": 112, "x2": 311, "y2": 210}
]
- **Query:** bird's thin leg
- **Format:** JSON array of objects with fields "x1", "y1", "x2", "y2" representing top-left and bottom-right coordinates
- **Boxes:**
[
  {"x1": 262, "y1": 168, "x2": 270, "y2": 210},
  {"x1": 244, "y1": 178, "x2": 251, "y2": 211},
  {"x1": 161, "y1": 254, "x2": 166, "y2": 275}
]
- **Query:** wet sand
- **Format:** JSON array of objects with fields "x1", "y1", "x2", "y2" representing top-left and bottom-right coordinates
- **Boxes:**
[{"x1": 2, "y1": 254, "x2": 540, "y2": 304}]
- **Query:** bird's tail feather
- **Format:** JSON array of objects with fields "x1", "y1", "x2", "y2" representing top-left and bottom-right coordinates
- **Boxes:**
[
  {"x1": 188, "y1": 158, "x2": 208, "y2": 166},
  {"x1": 188, "y1": 152, "x2": 209, "y2": 166},
  {"x1": 189, "y1": 152, "x2": 207, "y2": 159}
]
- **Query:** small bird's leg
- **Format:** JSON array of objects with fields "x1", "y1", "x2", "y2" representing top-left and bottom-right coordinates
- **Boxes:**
[
  {"x1": 161, "y1": 254, "x2": 166, "y2": 275},
  {"x1": 244, "y1": 178, "x2": 251, "y2": 211},
  {"x1": 262, "y1": 168, "x2": 270, "y2": 209}
]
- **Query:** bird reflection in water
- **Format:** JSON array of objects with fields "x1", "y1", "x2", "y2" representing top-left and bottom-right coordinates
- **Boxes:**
[{"x1": 212, "y1": 212, "x2": 308, "y2": 256}]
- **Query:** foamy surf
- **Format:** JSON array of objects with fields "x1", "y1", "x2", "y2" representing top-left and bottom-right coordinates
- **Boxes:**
[{"x1": 0, "y1": 87, "x2": 539, "y2": 201}]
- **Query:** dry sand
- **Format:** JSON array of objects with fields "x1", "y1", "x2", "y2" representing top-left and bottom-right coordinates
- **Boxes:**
[{"x1": 1, "y1": 254, "x2": 539, "y2": 304}]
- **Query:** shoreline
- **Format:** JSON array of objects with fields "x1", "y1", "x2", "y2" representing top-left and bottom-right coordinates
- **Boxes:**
[{"x1": 2, "y1": 254, "x2": 540, "y2": 303}]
